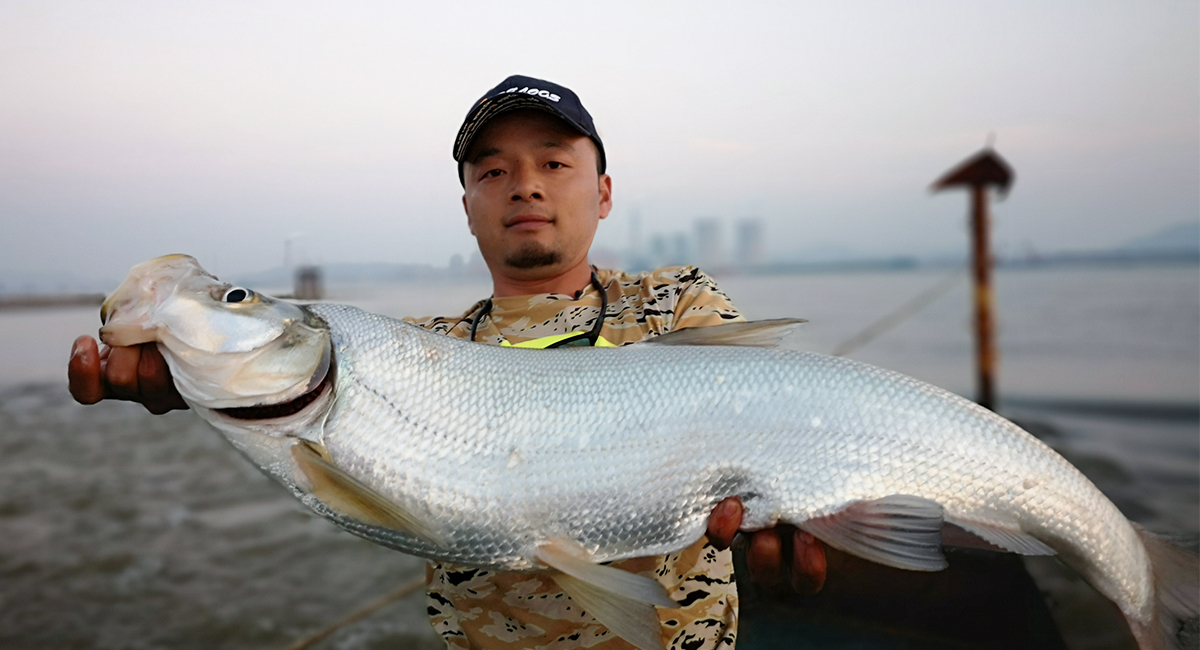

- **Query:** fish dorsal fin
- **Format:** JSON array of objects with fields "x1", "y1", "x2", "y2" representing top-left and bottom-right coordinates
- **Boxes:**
[
  {"x1": 290, "y1": 441, "x2": 444, "y2": 547},
  {"x1": 945, "y1": 518, "x2": 1056, "y2": 556},
  {"x1": 798, "y1": 495, "x2": 948, "y2": 572},
  {"x1": 648, "y1": 318, "x2": 806, "y2": 348},
  {"x1": 536, "y1": 538, "x2": 676, "y2": 650}
]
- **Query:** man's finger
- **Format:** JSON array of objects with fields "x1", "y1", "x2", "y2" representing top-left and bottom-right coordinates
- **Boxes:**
[
  {"x1": 706, "y1": 498, "x2": 743, "y2": 550},
  {"x1": 103, "y1": 345, "x2": 143, "y2": 401},
  {"x1": 746, "y1": 529, "x2": 784, "y2": 591},
  {"x1": 790, "y1": 530, "x2": 826, "y2": 595},
  {"x1": 68, "y1": 336, "x2": 105, "y2": 404},
  {"x1": 137, "y1": 343, "x2": 187, "y2": 414}
]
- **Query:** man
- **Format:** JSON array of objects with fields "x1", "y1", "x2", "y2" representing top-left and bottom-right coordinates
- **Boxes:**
[{"x1": 69, "y1": 75, "x2": 826, "y2": 649}]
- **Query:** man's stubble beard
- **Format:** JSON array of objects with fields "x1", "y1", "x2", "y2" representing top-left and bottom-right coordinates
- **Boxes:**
[{"x1": 505, "y1": 242, "x2": 561, "y2": 269}]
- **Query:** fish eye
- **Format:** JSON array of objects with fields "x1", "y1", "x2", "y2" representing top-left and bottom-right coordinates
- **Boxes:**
[{"x1": 222, "y1": 287, "x2": 254, "y2": 303}]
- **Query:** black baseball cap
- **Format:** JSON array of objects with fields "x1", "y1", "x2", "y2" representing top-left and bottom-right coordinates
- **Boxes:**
[{"x1": 453, "y1": 75, "x2": 606, "y2": 185}]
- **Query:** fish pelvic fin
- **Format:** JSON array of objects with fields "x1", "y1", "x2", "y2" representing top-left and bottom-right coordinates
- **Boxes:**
[
  {"x1": 290, "y1": 440, "x2": 445, "y2": 547},
  {"x1": 649, "y1": 318, "x2": 805, "y2": 348},
  {"x1": 536, "y1": 538, "x2": 676, "y2": 650},
  {"x1": 1129, "y1": 525, "x2": 1199, "y2": 650},
  {"x1": 798, "y1": 495, "x2": 949, "y2": 572}
]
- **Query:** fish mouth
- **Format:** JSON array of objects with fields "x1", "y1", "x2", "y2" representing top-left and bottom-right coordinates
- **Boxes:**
[
  {"x1": 100, "y1": 254, "x2": 204, "y2": 346},
  {"x1": 216, "y1": 364, "x2": 334, "y2": 421},
  {"x1": 100, "y1": 254, "x2": 194, "y2": 323}
]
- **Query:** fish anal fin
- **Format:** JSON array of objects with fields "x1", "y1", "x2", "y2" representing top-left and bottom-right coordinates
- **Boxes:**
[
  {"x1": 945, "y1": 518, "x2": 1056, "y2": 556},
  {"x1": 290, "y1": 440, "x2": 444, "y2": 546},
  {"x1": 940, "y1": 523, "x2": 1008, "y2": 552},
  {"x1": 798, "y1": 495, "x2": 948, "y2": 572},
  {"x1": 536, "y1": 539, "x2": 675, "y2": 650},
  {"x1": 649, "y1": 319, "x2": 805, "y2": 348}
]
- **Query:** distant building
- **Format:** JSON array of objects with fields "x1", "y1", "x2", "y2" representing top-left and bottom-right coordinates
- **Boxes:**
[
  {"x1": 468, "y1": 252, "x2": 489, "y2": 276},
  {"x1": 645, "y1": 232, "x2": 691, "y2": 268},
  {"x1": 628, "y1": 206, "x2": 644, "y2": 262},
  {"x1": 693, "y1": 218, "x2": 723, "y2": 269},
  {"x1": 671, "y1": 233, "x2": 692, "y2": 267},
  {"x1": 294, "y1": 265, "x2": 323, "y2": 300},
  {"x1": 735, "y1": 218, "x2": 766, "y2": 268},
  {"x1": 649, "y1": 234, "x2": 668, "y2": 265}
]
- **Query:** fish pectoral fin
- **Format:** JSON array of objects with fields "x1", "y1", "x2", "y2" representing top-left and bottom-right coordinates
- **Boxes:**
[
  {"x1": 648, "y1": 318, "x2": 806, "y2": 348},
  {"x1": 945, "y1": 518, "x2": 1056, "y2": 556},
  {"x1": 536, "y1": 539, "x2": 676, "y2": 650},
  {"x1": 798, "y1": 495, "x2": 948, "y2": 572},
  {"x1": 290, "y1": 440, "x2": 444, "y2": 546}
]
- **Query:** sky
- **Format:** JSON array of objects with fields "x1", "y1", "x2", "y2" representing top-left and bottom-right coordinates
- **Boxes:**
[{"x1": 1, "y1": 0, "x2": 1196, "y2": 287}]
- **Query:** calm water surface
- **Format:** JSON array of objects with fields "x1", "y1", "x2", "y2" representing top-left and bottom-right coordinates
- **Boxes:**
[{"x1": 0, "y1": 263, "x2": 1195, "y2": 649}]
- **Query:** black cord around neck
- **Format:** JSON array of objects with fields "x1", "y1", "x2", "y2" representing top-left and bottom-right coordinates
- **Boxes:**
[{"x1": 469, "y1": 270, "x2": 608, "y2": 346}]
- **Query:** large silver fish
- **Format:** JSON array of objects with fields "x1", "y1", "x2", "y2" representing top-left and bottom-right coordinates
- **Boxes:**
[{"x1": 99, "y1": 255, "x2": 1196, "y2": 650}]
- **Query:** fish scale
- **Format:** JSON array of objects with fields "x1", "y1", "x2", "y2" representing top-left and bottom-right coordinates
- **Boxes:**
[{"x1": 97, "y1": 256, "x2": 1197, "y2": 650}]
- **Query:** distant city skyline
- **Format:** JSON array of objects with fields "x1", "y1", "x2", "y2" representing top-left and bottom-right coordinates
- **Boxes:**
[
  {"x1": 1, "y1": 1, "x2": 1196, "y2": 290},
  {"x1": 1, "y1": 215, "x2": 1196, "y2": 297}
]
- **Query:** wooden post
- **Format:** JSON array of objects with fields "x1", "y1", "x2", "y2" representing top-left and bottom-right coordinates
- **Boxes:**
[
  {"x1": 971, "y1": 185, "x2": 995, "y2": 410},
  {"x1": 932, "y1": 148, "x2": 1013, "y2": 411}
]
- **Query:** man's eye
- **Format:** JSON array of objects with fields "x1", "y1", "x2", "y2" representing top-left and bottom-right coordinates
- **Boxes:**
[
  {"x1": 546, "y1": 161, "x2": 565, "y2": 169},
  {"x1": 483, "y1": 169, "x2": 504, "y2": 179}
]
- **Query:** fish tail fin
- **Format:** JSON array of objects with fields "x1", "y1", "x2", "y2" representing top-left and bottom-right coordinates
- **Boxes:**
[{"x1": 1129, "y1": 525, "x2": 1198, "y2": 650}]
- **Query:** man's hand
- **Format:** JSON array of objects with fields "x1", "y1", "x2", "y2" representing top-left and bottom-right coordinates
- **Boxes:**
[
  {"x1": 707, "y1": 497, "x2": 826, "y2": 596},
  {"x1": 68, "y1": 336, "x2": 187, "y2": 414}
]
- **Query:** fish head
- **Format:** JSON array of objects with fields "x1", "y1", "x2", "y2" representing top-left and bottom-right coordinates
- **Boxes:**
[{"x1": 100, "y1": 254, "x2": 331, "y2": 411}]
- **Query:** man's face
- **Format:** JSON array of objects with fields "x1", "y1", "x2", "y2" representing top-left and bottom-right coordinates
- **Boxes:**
[{"x1": 461, "y1": 109, "x2": 612, "y2": 281}]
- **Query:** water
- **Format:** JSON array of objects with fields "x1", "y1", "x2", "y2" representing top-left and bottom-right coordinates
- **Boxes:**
[
  {"x1": 718, "y1": 263, "x2": 1200, "y2": 405},
  {"x1": 0, "y1": 262, "x2": 1195, "y2": 649}
]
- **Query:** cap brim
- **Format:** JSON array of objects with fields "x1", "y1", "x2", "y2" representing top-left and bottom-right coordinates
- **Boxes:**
[{"x1": 453, "y1": 93, "x2": 592, "y2": 163}]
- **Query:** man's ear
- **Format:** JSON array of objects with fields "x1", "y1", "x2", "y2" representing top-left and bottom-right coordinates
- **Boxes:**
[
  {"x1": 597, "y1": 174, "x2": 613, "y2": 220},
  {"x1": 463, "y1": 194, "x2": 476, "y2": 236}
]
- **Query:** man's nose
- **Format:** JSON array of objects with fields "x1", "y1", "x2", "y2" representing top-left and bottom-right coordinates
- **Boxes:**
[{"x1": 509, "y1": 165, "x2": 543, "y2": 201}]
